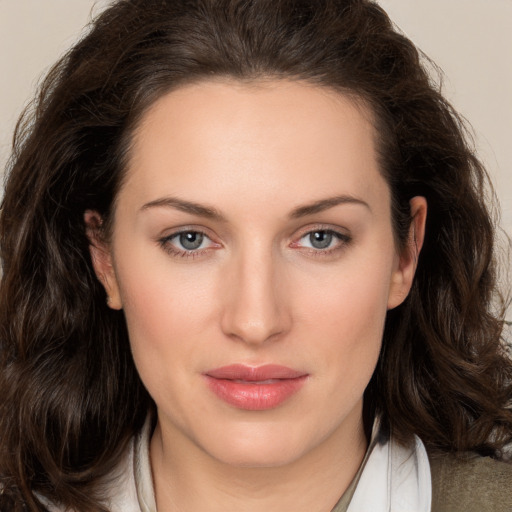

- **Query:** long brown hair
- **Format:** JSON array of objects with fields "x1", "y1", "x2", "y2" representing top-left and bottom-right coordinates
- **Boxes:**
[{"x1": 1, "y1": 0, "x2": 511, "y2": 510}]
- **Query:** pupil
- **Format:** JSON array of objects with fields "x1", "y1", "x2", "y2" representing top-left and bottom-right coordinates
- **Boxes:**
[
  {"x1": 180, "y1": 232, "x2": 204, "y2": 250},
  {"x1": 310, "y1": 231, "x2": 332, "y2": 249}
]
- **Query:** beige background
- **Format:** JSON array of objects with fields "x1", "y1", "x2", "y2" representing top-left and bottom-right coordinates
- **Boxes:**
[{"x1": 0, "y1": 0, "x2": 511, "y2": 321}]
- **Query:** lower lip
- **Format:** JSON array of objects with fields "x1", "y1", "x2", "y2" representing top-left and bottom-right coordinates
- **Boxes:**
[{"x1": 204, "y1": 376, "x2": 308, "y2": 410}]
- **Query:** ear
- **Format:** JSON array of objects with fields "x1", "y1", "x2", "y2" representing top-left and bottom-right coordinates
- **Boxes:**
[
  {"x1": 84, "y1": 210, "x2": 123, "y2": 310},
  {"x1": 387, "y1": 196, "x2": 427, "y2": 310}
]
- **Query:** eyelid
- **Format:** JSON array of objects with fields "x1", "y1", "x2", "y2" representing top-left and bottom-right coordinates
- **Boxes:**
[
  {"x1": 289, "y1": 224, "x2": 352, "y2": 254},
  {"x1": 291, "y1": 223, "x2": 351, "y2": 242},
  {"x1": 157, "y1": 224, "x2": 219, "y2": 241},
  {"x1": 158, "y1": 226, "x2": 222, "y2": 258}
]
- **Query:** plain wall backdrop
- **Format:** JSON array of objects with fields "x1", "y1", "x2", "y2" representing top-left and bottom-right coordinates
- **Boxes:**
[{"x1": 1, "y1": 0, "x2": 511, "y2": 323}]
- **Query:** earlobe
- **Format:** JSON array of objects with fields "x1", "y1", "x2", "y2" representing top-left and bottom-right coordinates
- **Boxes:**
[
  {"x1": 387, "y1": 196, "x2": 427, "y2": 310},
  {"x1": 84, "y1": 210, "x2": 123, "y2": 310}
]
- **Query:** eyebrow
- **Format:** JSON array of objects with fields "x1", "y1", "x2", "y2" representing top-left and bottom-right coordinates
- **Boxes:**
[
  {"x1": 140, "y1": 194, "x2": 370, "y2": 221},
  {"x1": 140, "y1": 197, "x2": 226, "y2": 221},
  {"x1": 289, "y1": 195, "x2": 371, "y2": 218}
]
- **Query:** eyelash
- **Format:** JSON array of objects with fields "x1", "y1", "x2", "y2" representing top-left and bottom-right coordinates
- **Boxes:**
[
  {"x1": 291, "y1": 228, "x2": 352, "y2": 257},
  {"x1": 158, "y1": 226, "x2": 352, "y2": 259},
  {"x1": 158, "y1": 229, "x2": 218, "y2": 259}
]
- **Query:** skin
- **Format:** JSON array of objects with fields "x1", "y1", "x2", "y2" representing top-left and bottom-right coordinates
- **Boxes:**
[{"x1": 87, "y1": 80, "x2": 426, "y2": 512}]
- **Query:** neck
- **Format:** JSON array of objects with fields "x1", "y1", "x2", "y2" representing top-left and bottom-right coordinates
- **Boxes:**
[{"x1": 150, "y1": 406, "x2": 368, "y2": 512}]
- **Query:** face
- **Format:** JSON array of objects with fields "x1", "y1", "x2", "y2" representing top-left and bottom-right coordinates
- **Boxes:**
[{"x1": 88, "y1": 80, "x2": 425, "y2": 468}]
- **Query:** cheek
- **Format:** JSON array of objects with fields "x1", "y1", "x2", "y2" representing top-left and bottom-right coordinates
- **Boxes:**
[
  {"x1": 296, "y1": 250, "x2": 395, "y2": 337},
  {"x1": 113, "y1": 249, "x2": 221, "y2": 379},
  {"x1": 291, "y1": 248, "x2": 395, "y2": 389},
  {"x1": 311, "y1": 283, "x2": 387, "y2": 376}
]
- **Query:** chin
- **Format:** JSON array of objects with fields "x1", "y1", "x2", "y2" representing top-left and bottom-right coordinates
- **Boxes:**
[
  {"x1": 197, "y1": 423, "x2": 312, "y2": 469},
  {"x1": 214, "y1": 445, "x2": 306, "y2": 469}
]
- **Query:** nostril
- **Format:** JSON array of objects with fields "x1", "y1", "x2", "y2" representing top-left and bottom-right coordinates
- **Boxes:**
[{"x1": 222, "y1": 317, "x2": 286, "y2": 346}]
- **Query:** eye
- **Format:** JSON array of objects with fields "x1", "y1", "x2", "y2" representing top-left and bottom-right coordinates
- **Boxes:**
[
  {"x1": 292, "y1": 228, "x2": 351, "y2": 254},
  {"x1": 303, "y1": 230, "x2": 335, "y2": 249},
  {"x1": 159, "y1": 229, "x2": 219, "y2": 257},
  {"x1": 176, "y1": 231, "x2": 207, "y2": 251}
]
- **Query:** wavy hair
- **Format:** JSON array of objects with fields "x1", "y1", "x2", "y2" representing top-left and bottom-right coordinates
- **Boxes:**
[{"x1": 1, "y1": 0, "x2": 511, "y2": 510}]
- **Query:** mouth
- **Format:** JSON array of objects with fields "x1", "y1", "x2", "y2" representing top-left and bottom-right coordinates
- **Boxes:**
[{"x1": 203, "y1": 364, "x2": 309, "y2": 411}]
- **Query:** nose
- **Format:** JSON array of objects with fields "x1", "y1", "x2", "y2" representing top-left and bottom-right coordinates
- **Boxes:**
[{"x1": 220, "y1": 247, "x2": 291, "y2": 346}]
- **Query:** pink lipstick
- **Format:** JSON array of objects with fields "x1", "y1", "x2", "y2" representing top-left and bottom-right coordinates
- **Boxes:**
[{"x1": 204, "y1": 364, "x2": 308, "y2": 410}]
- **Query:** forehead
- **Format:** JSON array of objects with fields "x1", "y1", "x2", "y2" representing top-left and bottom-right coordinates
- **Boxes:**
[{"x1": 122, "y1": 79, "x2": 387, "y2": 215}]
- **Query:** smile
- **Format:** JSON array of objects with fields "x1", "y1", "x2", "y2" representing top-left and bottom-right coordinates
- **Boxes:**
[{"x1": 204, "y1": 364, "x2": 309, "y2": 411}]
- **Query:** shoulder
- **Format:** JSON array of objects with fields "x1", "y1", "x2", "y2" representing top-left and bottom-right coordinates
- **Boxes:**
[{"x1": 428, "y1": 451, "x2": 512, "y2": 512}]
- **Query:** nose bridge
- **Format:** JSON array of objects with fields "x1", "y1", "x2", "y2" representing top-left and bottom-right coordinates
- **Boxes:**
[{"x1": 221, "y1": 241, "x2": 288, "y2": 345}]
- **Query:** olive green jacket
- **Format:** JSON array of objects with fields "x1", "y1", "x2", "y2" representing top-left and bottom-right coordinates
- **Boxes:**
[
  {"x1": 429, "y1": 452, "x2": 512, "y2": 512},
  {"x1": 332, "y1": 450, "x2": 512, "y2": 512}
]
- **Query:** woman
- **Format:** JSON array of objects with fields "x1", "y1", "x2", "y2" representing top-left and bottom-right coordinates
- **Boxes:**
[{"x1": 0, "y1": 0, "x2": 511, "y2": 511}]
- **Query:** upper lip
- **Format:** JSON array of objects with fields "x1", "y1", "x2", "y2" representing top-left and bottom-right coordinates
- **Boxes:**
[{"x1": 205, "y1": 364, "x2": 307, "y2": 381}]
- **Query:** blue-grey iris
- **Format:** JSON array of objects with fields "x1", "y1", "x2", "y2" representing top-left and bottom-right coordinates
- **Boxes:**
[
  {"x1": 180, "y1": 232, "x2": 204, "y2": 250},
  {"x1": 310, "y1": 231, "x2": 332, "y2": 249}
]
